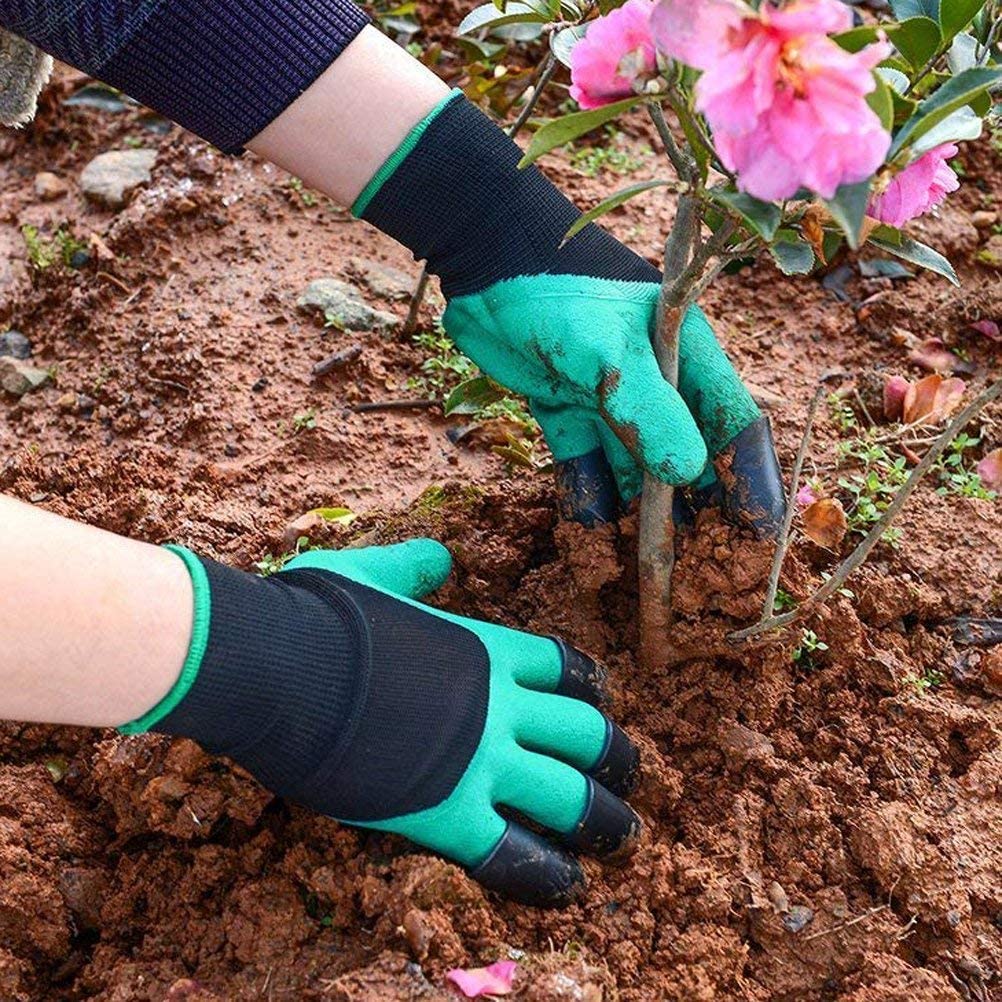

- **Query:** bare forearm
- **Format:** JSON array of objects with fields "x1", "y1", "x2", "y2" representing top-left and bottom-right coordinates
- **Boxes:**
[{"x1": 0, "y1": 496, "x2": 191, "y2": 727}]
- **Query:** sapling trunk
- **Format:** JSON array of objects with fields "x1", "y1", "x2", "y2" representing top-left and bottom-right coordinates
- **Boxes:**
[{"x1": 638, "y1": 193, "x2": 702, "y2": 670}]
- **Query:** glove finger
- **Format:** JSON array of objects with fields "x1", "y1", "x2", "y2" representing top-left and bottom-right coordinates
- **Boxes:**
[
  {"x1": 502, "y1": 635, "x2": 607, "y2": 707},
  {"x1": 598, "y1": 349, "x2": 708, "y2": 486},
  {"x1": 284, "y1": 539, "x2": 452, "y2": 599},
  {"x1": 513, "y1": 689, "x2": 640, "y2": 798},
  {"x1": 468, "y1": 821, "x2": 586, "y2": 907},
  {"x1": 676, "y1": 304, "x2": 761, "y2": 458},
  {"x1": 595, "y1": 421, "x2": 643, "y2": 503},
  {"x1": 497, "y1": 747, "x2": 640, "y2": 859}
]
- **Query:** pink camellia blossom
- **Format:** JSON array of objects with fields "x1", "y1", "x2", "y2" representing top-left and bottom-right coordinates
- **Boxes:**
[
  {"x1": 652, "y1": 0, "x2": 892, "y2": 200},
  {"x1": 796, "y1": 484, "x2": 819, "y2": 506},
  {"x1": 869, "y1": 143, "x2": 960, "y2": 228},
  {"x1": 569, "y1": 0, "x2": 658, "y2": 110}
]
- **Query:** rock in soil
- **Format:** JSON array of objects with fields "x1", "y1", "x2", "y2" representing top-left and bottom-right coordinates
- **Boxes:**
[
  {"x1": 0, "y1": 330, "x2": 31, "y2": 359},
  {"x1": 33, "y1": 171, "x2": 69, "y2": 201},
  {"x1": 80, "y1": 148, "x2": 156, "y2": 208},
  {"x1": 347, "y1": 257, "x2": 416, "y2": 300},
  {"x1": 0, "y1": 357, "x2": 49, "y2": 395},
  {"x1": 297, "y1": 277, "x2": 400, "y2": 333}
]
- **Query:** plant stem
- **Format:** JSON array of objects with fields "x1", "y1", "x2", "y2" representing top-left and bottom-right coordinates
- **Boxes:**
[
  {"x1": 638, "y1": 191, "x2": 702, "y2": 670},
  {"x1": 402, "y1": 51, "x2": 559, "y2": 334},
  {"x1": 648, "y1": 102, "x2": 695, "y2": 183},
  {"x1": 729, "y1": 377, "x2": 1002, "y2": 643},
  {"x1": 760, "y1": 384, "x2": 825, "y2": 622}
]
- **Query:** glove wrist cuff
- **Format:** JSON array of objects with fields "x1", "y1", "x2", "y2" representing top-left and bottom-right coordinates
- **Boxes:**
[{"x1": 118, "y1": 545, "x2": 211, "y2": 735}]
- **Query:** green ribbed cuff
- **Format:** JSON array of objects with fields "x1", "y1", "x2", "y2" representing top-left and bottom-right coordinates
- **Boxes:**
[
  {"x1": 351, "y1": 88, "x2": 464, "y2": 218},
  {"x1": 118, "y1": 545, "x2": 211, "y2": 735}
]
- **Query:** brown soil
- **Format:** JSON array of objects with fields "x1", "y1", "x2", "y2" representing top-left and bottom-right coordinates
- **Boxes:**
[{"x1": 1, "y1": 14, "x2": 1000, "y2": 1002}]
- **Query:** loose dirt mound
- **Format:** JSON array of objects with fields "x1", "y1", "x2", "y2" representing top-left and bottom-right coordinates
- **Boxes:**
[{"x1": 1, "y1": 24, "x2": 1000, "y2": 1002}]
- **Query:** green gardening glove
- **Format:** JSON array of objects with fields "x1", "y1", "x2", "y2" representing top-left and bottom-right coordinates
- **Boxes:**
[
  {"x1": 356, "y1": 91, "x2": 785, "y2": 533},
  {"x1": 124, "y1": 540, "x2": 641, "y2": 907}
]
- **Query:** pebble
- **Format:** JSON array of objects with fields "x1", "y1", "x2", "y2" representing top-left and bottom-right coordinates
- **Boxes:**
[
  {"x1": 34, "y1": 171, "x2": 69, "y2": 201},
  {"x1": 80, "y1": 149, "x2": 157, "y2": 209},
  {"x1": 347, "y1": 257, "x2": 415, "y2": 300},
  {"x1": 782, "y1": 905, "x2": 814, "y2": 933},
  {"x1": 0, "y1": 330, "x2": 31, "y2": 359},
  {"x1": 0, "y1": 357, "x2": 50, "y2": 396},
  {"x1": 297, "y1": 278, "x2": 400, "y2": 334},
  {"x1": 971, "y1": 209, "x2": 998, "y2": 229}
]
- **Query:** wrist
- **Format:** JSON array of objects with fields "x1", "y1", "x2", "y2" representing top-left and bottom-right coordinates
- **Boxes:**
[{"x1": 356, "y1": 94, "x2": 659, "y2": 298}]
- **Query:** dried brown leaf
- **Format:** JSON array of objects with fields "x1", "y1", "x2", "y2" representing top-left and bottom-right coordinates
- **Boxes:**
[{"x1": 802, "y1": 498, "x2": 848, "y2": 550}]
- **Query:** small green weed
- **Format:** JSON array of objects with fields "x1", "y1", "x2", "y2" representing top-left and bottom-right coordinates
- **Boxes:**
[
  {"x1": 569, "y1": 127, "x2": 650, "y2": 177},
  {"x1": 792, "y1": 628, "x2": 828, "y2": 668},
  {"x1": 773, "y1": 588, "x2": 796, "y2": 614},
  {"x1": 934, "y1": 434, "x2": 997, "y2": 500},
  {"x1": 255, "y1": 535, "x2": 318, "y2": 577},
  {"x1": 835, "y1": 431, "x2": 908, "y2": 544},
  {"x1": 22, "y1": 225, "x2": 87, "y2": 271},
  {"x1": 904, "y1": 665, "x2": 945, "y2": 694},
  {"x1": 287, "y1": 176, "x2": 318, "y2": 207},
  {"x1": 292, "y1": 408, "x2": 318, "y2": 433},
  {"x1": 408, "y1": 323, "x2": 478, "y2": 397}
]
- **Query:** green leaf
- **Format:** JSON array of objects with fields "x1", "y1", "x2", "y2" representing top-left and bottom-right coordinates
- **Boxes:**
[
  {"x1": 833, "y1": 25, "x2": 881, "y2": 52},
  {"x1": 458, "y1": 1, "x2": 550, "y2": 35},
  {"x1": 909, "y1": 104, "x2": 983, "y2": 156},
  {"x1": 551, "y1": 23, "x2": 586, "y2": 67},
  {"x1": 877, "y1": 66, "x2": 910, "y2": 93},
  {"x1": 519, "y1": 97, "x2": 641, "y2": 166},
  {"x1": 823, "y1": 180, "x2": 873, "y2": 250},
  {"x1": 563, "y1": 179, "x2": 669, "y2": 243},
  {"x1": 890, "y1": 66, "x2": 1002, "y2": 155},
  {"x1": 444, "y1": 375, "x2": 509, "y2": 415},
  {"x1": 947, "y1": 31, "x2": 979, "y2": 73},
  {"x1": 308, "y1": 507, "x2": 357, "y2": 525},
  {"x1": 890, "y1": 0, "x2": 939, "y2": 19},
  {"x1": 870, "y1": 227, "x2": 959, "y2": 284},
  {"x1": 708, "y1": 187, "x2": 782, "y2": 241},
  {"x1": 887, "y1": 16, "x2": 942, "y2": 70},
  {"x1": 940, "y1": 0, "x2": 987, "y2": 43},
  {"x1": 770, "y1": 233, "x2": 815, "y2": 275},
  {"x1": 867, "y1": 73, "x2": 896, "y2": 131}
]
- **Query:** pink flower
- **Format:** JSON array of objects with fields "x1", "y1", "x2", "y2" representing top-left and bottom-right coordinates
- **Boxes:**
[
  {"x1": 570, "y1": 0, "x2": 658, "y2": 109},
  {"x1": 653, "y1": 0, "x2": 892, "y2": 200},
  {"x1": 869, "y1": 143, "x2": 960, "y2": 228},
  {"x1": 796, "y1": 484, "x2": 819, "y2": 506}
]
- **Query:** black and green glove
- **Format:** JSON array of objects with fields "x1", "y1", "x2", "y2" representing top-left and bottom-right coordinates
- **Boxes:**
[
  {"x1": 121, "y1": 540, "x2": 641, "y2": 907},
  {"x1": 355, "y1": 91, "x2": 785, "y2": 533}
]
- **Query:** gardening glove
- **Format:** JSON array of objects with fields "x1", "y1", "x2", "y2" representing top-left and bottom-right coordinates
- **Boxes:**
[
  {"x1": 356, "y1": 90, "x2": 785, "y2": 534},
  {"x1": 121, "y1": 540, "x2": 641, "y2": 907}
]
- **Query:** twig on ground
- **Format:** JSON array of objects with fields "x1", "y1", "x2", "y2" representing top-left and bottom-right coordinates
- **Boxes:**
[
  {"x1": 351, "y1": 398, "x2": 438, "y2": 414},
  {"x1": 761, "y1": 384, "x2": 825, "y2": 622},
  {"x1": 312, "y1": 344, "x2": 363, "y2": 377},
  {"x1": 402, "y1": 267, "x2": 430, "y2": 338},
  {"x1": 802, "y1": 903, "x2": 888, "y2": 941},
  {"x1": 729, "y1": 377, "x2": 1002, "y2": 643},
  {"x1": 96, "y1": 270, "x2": 133, "y2": 295}
]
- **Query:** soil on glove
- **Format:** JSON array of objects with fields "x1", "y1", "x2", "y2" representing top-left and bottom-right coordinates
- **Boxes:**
[{"x1": 0, "y1": 13, "x2": 1000, "y2": 1001}]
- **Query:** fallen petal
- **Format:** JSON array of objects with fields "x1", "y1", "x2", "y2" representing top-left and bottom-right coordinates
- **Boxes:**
[
  {"x1": 883, "y1": 375, "x2": 910, "y2": 422},
  {"x1": 903, "y1": 373, "x2": 944, "y2": 425},
  {"x1": 976, "y1": 449, "x2": 1002, "y2": 492},
  {"x1": 930, "y1": 377, "x2": 966, "y2": 423},
  {"x1": 802, "y1": 498, "x2": 848, "y2": 550},
  {"x1": 796, "y1": 484, "x2": 819, "y2": 506},
  {"x1": 447, "y1": 961, "x2": 518, "y2": 998},
  {"x1": 908, "y1": 338, "x2": 974, "y2": 375},
  {"x1": 969, "y1": 319, "x2": 1000, "y2": 342}
]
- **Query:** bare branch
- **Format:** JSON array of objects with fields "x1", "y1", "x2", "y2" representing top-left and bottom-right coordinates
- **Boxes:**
[{"x1": 729, "y1": 377, "x2": 1002, "y2": 643}]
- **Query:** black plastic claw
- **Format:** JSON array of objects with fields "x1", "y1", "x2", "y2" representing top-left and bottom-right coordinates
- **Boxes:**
[
  {"x1": 552, "y1": 637, "x2": 608, "y2": 708},
  {"x1": 469, "y1": 823, "x2": 586, "y2": 907},
  {"x1": 587, "y1": 720, "x2": 641, "y2": 798},
  {"x1": 564, "y1": 779, "x2": 641, "y2": 858},
  {"x1": 554, "y1": 448, "x2": 620, "y2": 528},
  {"x1": 688, "y1": 416, "x2": 786, "y2": 539}
]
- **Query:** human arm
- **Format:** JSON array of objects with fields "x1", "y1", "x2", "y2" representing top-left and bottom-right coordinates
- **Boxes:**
[{"x1": 0, "y1": 494, "x2": 640, "y2": 906}]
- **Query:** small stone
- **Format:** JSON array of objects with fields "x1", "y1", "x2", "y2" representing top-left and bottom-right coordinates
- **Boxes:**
[
  {"x1": 0, "y1": 357, "x2": 50, "y2": 396},
  {"x1": 76, "y1": 394, "x2": 96, "y2": 417},
  {"x1": 57, "y1": 392, "x2": 76, "y2": 412},
  {"x1": 282, "y1": 511, "x2": 326, "y2": 551},
  {"x1": 0, "y1": 330, "x2": 31, "y2": 359},
  {"x1": 971, "y1": 210, "x2": 997, "y2": 230},
  {"x1": 718, "y1": 722, "x2": 775, "y2": 771},
  {"x1": 251, "y1": 377, "x2": 269, "y2": 393},
  {"x1": 297, "y1": 278, "x2": 399, "y2": 334},
  {"x1": 34, "y1": 171, "x2": 69, "y2": 201},
  {"x1": 224, "y1": 443, "x2": 239, "y2": 458},
  {"x1": 80, "y1": 149, "x2": 157, "y2": 209},
  {"x1": 347, "y1": 257, "x2": 415, "y2": 301},
  {"x1": 782, "y1": 905, "x2": 814, "y2": 933}
]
